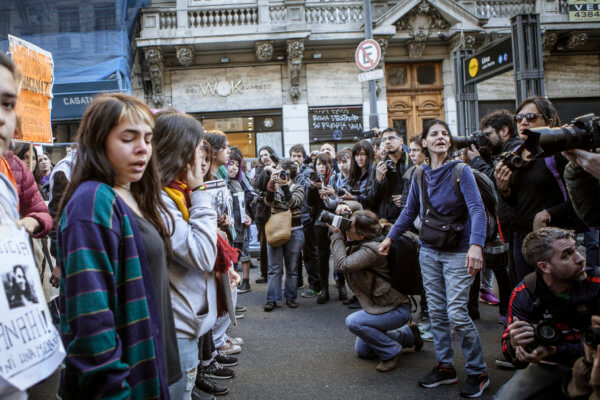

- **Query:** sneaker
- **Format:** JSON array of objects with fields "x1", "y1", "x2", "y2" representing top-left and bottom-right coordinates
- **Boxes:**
[
  {"x1": 235, "y1": 305, "x2": 247, "y2": 313},
  {"x1": 217, "y1": 342, "x2": 241, "y2": 355},
  {"x1": 192, "y1": 387, "x2": 217, "y2": 400},
  {"x1": 418, "y1": 312, "x2": 431, "y2": 332},
  {"x1": 255, "y1": 276, "x2": 267, "y2": 284},
  {"x1": 420, "y1": 330, "x2": 434, "y2": 342},
  {"x1": 204, "y1": 361, "x2": 235, "y2": 380},
  {"x1": 459, "y1": 373, "x2": 489, "y2": 398},
  {"x1": 301, "y1": 289, "x2": 319, "y2": 298},
  {"x1": 348, "y1": 298, "x2": 361, "y2": 309},
  {"x1": 498, "y1": 314, "x2": 508, "y2": 325},
  {"x1": 343, "y1": 295, "x2": 357, "y2": 305},
  {"x1": 227, "y1": 337, "x2": 243, "y2": 346},
  {"x1": 419, "y1": 363, "x2": 458, "y2": 388},
  {"x1": 238, "y1": 279, "x2": 251, "y2": 294},
  {"x1": 376, "y1": 353, "x2": 402, "y2": 372},
  {"x1": 235, "y1": 313, "x2": 244, "y2": 319},
  {"x1": 479, "y1": 289, "x2": 499, "y2": 305},
  {"x1": 195, "y1": 371, "x2": 229, "y2": 395},
  {"x1": 263, "y1": 301, "x2": 277, "y2": 311},
  {"x1": 495, "y1": 358, "x2": 516, "y2": 369},
  {"x1": 286, "y1": 298, "x2": 298, "y2": 308},
  {"x1": 408, "y1": 322, "x2": 424, "y2": 352},
  {"x1": 215, "y1": 353, "x2": 238, "y2": 367}
]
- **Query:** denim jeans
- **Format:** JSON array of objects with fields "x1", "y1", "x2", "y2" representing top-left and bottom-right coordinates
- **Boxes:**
[
  {"x1": 584, "y1": 228, "x2": 599, "y2": 269},
  {"x1": 169, "y1": 337, "x2": 199, "y2": 400},
  {"x1": 494, "y1": 363, "x2": 571, "y2": 399},
  {"x1": 267, "y1": 228, "x2": 304, "y2": 301},
  {"x1": 345, "y1": 303, "x2": 413, "y2": 361},
  {"x1": 419, "y1": 246, "x2": 487, "y2": 375}
]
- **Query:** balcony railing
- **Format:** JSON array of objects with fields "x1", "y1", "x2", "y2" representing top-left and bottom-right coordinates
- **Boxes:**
[
  {"x1": 475, "y1": 0, "x2": 536, "y2": 19},
  {"x1": 188, "y1": 7, "x2": 259, "y2": 28}
]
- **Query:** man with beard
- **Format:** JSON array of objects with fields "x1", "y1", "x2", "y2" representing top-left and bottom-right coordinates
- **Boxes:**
[{"x1": 495, "y1": 227, "x2": 600, "y2": 399}]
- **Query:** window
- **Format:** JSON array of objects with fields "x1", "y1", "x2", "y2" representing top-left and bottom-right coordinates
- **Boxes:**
[
  {"x1": 417, "y1": 65, "x2": 436, "y2": 85},
  {"x1": 59, "y1": 9, "x2": 80, "y2": 33}
]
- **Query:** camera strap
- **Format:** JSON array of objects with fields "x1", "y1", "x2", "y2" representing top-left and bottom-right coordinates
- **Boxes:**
[{"x1": 544, "y1": 156, "x2": 568, "y2": 201}]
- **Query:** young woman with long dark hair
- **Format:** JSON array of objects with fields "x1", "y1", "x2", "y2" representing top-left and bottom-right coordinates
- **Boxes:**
[
  {"x1": 340, "y1": 140, "x2": 374, "y2": 209},
  {"x1": 56, "y1": 93, "x2": 179, "y2": 399}
]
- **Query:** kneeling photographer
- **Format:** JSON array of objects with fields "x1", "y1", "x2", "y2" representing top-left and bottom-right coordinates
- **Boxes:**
[
  {"x1": 326, "y1": 204, "x2": 422, "y2": 373},
  {"x1": 496, "y1": 227, "x2": 600, "y2": 399}
]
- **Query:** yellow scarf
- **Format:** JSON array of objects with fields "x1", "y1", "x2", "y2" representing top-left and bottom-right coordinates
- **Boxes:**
[{"x1": 164, "y1": 180, "x2": 190, "y2": 222}]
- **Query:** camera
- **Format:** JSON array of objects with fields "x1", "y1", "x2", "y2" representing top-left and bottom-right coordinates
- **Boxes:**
[
  {"x1": 522, "y1": 113, "x2": 600, "y2": 159},
  {"x1": 309, "y1": 172, "x2": 323, "y2": 182},
  {"x1": 318, "y1": 210, "x2": 353, "y2": 231},
  {"x1": 278, "y1": 170, "x2": 289, "y2": 180},
  {"x1": 453, "y1": 130, "x2": 490, "y2": 151},
  {"x1": 384, "y1": 159, "x2": 396, "y2": 172},
  {"x1": 530, "y1": 320, "x2": 563, "y2": 347},
  {"x1": 583, "y1": 326, "x2": 600, "y2": 347},
  {"x1": 497, "y1": 151, "x2": 525, "y2": 170},
  {"x1": 363, "y1": 129, "x2": 377, "y2": 139}
]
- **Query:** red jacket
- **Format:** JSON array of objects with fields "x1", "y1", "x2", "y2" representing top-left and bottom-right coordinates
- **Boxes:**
[{"x1": 5, "y1": 151, "x2": 52, "y2": 237}]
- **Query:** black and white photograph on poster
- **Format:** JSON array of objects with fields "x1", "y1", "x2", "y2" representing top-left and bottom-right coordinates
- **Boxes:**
[
  {"x1": 2, "y1": 264, "x2": 39, "y2": 309},
  {"x1": 234, "y1": 191, "x2": 245, "y2": 223},
  {"x1": 205, "y1": 179, "x2": 234, "y2": 233},
  {"x1": 0, "y1": 219, "x2": 65, "y2": 393}
]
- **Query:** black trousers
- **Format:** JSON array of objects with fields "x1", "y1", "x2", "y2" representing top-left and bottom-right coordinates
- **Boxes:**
[
  {"x1": 315, "y1": 225, "x2": 345, "y2": 289},
  {"x1": 302, "y1": 223, "x2": 321, "y2": 291},
  {"x1": 257, "y1": 222, "x2": 268, "y2": 278}
]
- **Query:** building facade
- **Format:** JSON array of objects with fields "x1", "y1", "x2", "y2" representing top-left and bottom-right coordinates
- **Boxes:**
[{"x1": 133, "y1": 0, "x2": 599, "y2": 158}]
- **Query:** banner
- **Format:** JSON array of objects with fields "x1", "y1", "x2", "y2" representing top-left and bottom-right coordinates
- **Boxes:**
[
  {"x1": 0, "y1": 202, "x2": 65, "y2": 394},
  {"x1": 8, "y1": 35, "x2": 54, "y2": 144}
]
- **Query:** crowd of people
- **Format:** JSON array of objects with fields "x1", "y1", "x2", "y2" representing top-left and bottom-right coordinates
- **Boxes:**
[{"x1": 1, "y1": 50, "x2": 600, "y2": 399}]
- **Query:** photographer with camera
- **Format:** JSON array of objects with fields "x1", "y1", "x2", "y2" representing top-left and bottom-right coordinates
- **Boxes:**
[
  {"x1": 567, "y1": 315, "x2": 600, "y2": 399},
  {"x1": 327, "y1": 205, "x2": 423, "y2": 372},
  {"x1": 367, "y1": 128, "x2": 411, "y2": 222},
  {"x1": 306, "y1": 153, "x2": 347, "y2": 304},
  {"x1": 493, "y1": 97, "x2": 586, "y2": 283},
  {"x1": 496, "y1": 227, "x2": 600, "y2": 399},
  {"x1": 262, "y1": 160, "x2": 305, "y2": 311}
]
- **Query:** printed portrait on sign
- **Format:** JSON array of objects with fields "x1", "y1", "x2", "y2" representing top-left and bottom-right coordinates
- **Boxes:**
[{"x1": 2, "y1": 264, "x2": 39, "y2": 309}]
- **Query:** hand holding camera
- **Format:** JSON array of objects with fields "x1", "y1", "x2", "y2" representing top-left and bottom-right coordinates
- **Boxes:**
[
  {"x1": 494, "y1": 161, "x2": 513, "y2": 195},
  {"x1": 375, "y1": 161, "x2": 388, "y2": 183}
]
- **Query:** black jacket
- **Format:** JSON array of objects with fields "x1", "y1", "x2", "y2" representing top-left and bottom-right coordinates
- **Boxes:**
[
  {"x1": 502, "y1": 270, "x2": 600, "y2": 368},
  {"x1": 367, "y1": 151, "x2": 410, "y2": 222},
  {"x1": 564, "y1": 162, "x2": 600, "y2": 229}
]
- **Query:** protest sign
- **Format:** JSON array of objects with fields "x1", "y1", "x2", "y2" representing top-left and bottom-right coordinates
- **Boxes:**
[
  {"x1": 0, "y1": 202, "x2": 65, "y2": 394},
  {"x1": 8, "y1": 35, "x2": 54, "y2": 143}
]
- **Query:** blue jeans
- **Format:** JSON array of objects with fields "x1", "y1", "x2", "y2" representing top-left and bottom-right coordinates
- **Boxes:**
[
  {"x1": 169, "y1": 337, "x2": 199, "y2": 400},
  {"x1": 267, "y1": 228, "x2": 304, "y2": 301},
  {"x1": 419, "y1": 246, "x2": 487, "y2": 375},
  {"x1": 584, "y1": 228, "x2": 599, "y2": 269},
  {"x1": 345, "y1": 303, "x2": 413, "y2": 361}
]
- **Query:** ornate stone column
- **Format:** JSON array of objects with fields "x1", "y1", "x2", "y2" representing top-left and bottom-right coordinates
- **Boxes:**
[
  {"x1": 144, "y1": 47, "x2": 164, "y2": 108},
  {"x1": 286, "y1": 39, "x2": 304, "y2": 102}
]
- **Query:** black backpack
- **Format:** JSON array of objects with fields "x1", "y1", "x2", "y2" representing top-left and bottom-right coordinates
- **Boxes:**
[
  {"x1": 452, "y1": 162, "x2": 499, "y2": 242},
  {"x1": 384, "y1": 232, "x2": 423, "y2": 296}
]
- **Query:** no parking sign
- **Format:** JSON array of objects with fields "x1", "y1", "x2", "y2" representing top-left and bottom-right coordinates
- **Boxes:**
[{"x1": 355, "y1": 39, "x2": 381, "y2": 72}]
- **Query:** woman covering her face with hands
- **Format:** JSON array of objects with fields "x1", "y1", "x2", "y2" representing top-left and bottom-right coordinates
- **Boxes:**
[
  {"x1": 153, "y1": 113, "x2": 218, "y2": 400},
  {"x1": 378, "y1": 119, "x2": 489, "y2": 397}
]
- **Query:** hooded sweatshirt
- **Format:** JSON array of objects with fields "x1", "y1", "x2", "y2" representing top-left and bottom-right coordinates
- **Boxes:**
[{"x1": 388, "y1": 160, "x2": 486, "y2": 252}]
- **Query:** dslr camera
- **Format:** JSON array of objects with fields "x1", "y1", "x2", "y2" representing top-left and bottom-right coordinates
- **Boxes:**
[
  {"x1": 583, "y1": 326, "x2": 600, "y2": 347},
  {"x1": 522, "y1": 113, "x2": 600, "y2": 159},
  {"x1": 336, "y1": 185, "x2": 361, "y2": 196},
  {"x1": 383, "y1": 159, "x2": 396, "y2": 173},
  {"x1": 453, "y1": 130, "x2": 490, "y2": 152},
  {"x1": 530, "y1": 319, "x2": 563, "y2": 347},
  {"x1": 318, "y1": 210, "x2": 352, "y2": 231},
  {"x1": 497, "y1": 151, "x2": 525, "y2": 170},
  {"x1": 278, "y1": 170, "x2": 289, "y2": 180}
]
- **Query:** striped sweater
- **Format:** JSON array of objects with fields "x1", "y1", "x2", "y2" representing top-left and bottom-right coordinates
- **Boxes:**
[
  {"x1": 57, "y1": 181, "x2": 170, "y2": 399},
  {"x1": 265, "y1": 183, "x2": 305, "y2": 227}
]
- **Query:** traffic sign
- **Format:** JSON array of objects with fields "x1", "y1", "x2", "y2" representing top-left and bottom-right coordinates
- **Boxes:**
[
  {"x1": 358, "y1": 69, "x2": 384, "y2": 82},
  {"x1": 355, "y1": 39, "x2": 381, "y2": 72}
]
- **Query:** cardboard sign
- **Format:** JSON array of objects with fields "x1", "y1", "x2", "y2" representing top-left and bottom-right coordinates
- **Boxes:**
[
  {"x1": 8, "y1": 35, "x2": 54, "y2": 144},
  {"x1": 0, "y1": 202, "x2": 65, "y2": 394}
]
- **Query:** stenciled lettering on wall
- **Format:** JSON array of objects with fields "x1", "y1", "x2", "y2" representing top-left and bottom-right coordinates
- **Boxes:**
[{"x1": 171, "y1": 66, "x2": 282, "y2": 112}]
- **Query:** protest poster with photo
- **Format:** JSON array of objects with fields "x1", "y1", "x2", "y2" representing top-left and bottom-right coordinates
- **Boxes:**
[
  {"x1": 8, "y1": 35, "x2": 54, "y2": 143},
  {"x1": 0, "y1": 205, "x2": 65, "y2": 394}
]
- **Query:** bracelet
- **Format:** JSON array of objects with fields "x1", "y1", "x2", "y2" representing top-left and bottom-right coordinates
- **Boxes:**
[{"x1": 192, "y1": 184, "x2": 206, "y2": 192}]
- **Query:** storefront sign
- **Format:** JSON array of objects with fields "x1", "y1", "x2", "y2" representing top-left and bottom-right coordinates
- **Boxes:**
[
  {"x1": 309, "y1": 106, "x2": 363, "y2": 142},
  {"x1": 464, "y1": 37, "x2": 513, "y2": 85},
  {"x1": 171, "y1": 66, "x2": 282, "y2": 113},
  {"x1": 567, "y1": 0, "x2": 600, "y2": 21},
  {"x1": 52, "y1": 80, "x2": 121, "y2": 121},
  {"x1": 8, "y1": 35, "x2": 54, "y2": 143}
]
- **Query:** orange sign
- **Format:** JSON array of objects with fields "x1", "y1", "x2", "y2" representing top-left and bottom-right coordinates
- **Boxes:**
[{"x1": 8, "y1": 35, "x2": 54, "y2": 143}]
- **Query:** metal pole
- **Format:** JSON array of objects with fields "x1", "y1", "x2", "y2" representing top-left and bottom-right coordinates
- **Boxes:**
[{"x1": 363, "y1": 0, "x2": 379, "y2": 129}]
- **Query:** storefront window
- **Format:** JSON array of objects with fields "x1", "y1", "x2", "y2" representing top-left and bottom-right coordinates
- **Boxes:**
[{"x1": 417, "y1": 65, "x2": 437, "y2": 85}]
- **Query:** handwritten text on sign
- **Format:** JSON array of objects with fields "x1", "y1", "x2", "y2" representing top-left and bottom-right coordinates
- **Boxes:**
[
  {"x1": 309, "y1": 107, "x2": 363, "y2": 142},
  {"x1": 8, "y1": 35, "x2": 54, "y2": 143}
]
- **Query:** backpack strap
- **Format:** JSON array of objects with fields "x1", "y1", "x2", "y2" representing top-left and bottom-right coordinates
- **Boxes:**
[
  {"x1": 544, "y1": 155, "x2": 568, "y2": 201},
  {"x1": 451, "y1": 162, "x2": 467, "y2": 203},
  {"x1": 523, "y1": 271, "x2": 537, "y2": 294}
]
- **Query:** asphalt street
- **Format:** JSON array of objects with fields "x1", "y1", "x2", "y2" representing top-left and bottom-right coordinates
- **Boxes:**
[{"x1": 29, "y1": 266, "x2": 515, "y2": 400}]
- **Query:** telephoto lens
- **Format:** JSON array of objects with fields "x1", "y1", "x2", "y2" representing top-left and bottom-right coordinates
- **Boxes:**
[{"x1": 318, "y1": 210, "x2": 352, "y2": 231}]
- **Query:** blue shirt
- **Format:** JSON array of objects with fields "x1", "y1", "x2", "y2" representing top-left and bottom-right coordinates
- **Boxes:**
[{"x1": 387, "y1": 160, "x2": 487, "y2": 251}]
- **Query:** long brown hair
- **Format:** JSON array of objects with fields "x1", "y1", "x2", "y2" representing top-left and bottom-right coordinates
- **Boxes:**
[
  {"x1": 352, "y1": 210, "x2": 391, "y2": 240},
  {"x1": 56, "y1": 93, "x2": 172, "y2": 253}
]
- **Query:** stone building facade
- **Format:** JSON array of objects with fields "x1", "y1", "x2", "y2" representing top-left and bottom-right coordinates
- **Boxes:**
[{"x1": 134, "y1": 0, "x2": 600, "y2": 158}]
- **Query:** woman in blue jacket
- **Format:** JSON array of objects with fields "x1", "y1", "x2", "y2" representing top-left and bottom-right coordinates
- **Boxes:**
[{"x1": 379, "y1": 119, "x2": 489, "y2": 398}]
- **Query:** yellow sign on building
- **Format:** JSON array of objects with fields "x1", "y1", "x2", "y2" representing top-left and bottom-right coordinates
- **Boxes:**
[{"x1": 568, "y1": 0, "x2": 600, "y2": 22}]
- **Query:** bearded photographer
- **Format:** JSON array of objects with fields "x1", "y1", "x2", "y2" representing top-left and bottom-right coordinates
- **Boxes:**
[
  {"x1": 367, "y1": 128, "x2": 411, "y2": 222},
  {"x1": 496, "y1": 227, "x2": 600, "y2": 399},
  {"x1": 327, "y1": 205, "x2": 422, "y2": 373}
]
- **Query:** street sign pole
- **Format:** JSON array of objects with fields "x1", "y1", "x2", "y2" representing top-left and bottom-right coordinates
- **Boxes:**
[{"x1": 363, "y1": 0, "x2": 378, "y2": 130}]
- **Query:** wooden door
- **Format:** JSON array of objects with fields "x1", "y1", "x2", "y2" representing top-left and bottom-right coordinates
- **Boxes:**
[{"x1": 386, "y1": 62, "x2": 444, "y2": 140}]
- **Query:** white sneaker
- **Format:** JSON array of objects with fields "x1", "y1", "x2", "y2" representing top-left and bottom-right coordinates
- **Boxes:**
[
  {"x1": 227, "y1": 337, "x2": 243, "y2": 346},
  {"x1": 218, "y1": 341, "x2": 241, "y2": 355}
]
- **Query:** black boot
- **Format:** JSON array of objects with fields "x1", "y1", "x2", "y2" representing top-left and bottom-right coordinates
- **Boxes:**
[
  {"x1": 195, "y1": 370, "x2": 228, "y2": 396},
  {"x1": 338, "y1": 284, "x2": 348, "y2": 301},
  {"x1": 317, "y1": 288, "x2": 329, "y2": 304}
]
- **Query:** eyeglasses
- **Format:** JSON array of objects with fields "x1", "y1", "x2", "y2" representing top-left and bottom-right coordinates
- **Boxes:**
[
  {"x1": 514, "y1": 113, "x2": 545, "y2": 123},
  {"x1": 381, "y1": 136, "x2": 401, "y2": 142}
]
